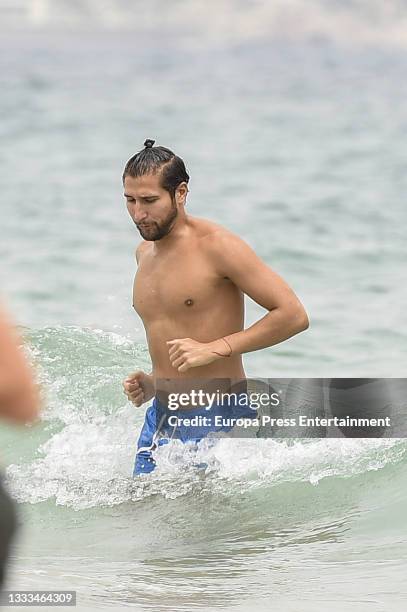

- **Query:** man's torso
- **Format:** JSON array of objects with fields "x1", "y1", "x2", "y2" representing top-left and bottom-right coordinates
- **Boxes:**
[{"x1": 133, "y1": 217, "x2": 246, "y2": 382}]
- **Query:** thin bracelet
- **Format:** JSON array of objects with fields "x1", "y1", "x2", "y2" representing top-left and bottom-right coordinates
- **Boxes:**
[
  {"x1": 221, "y1": 336, "x2": 233, "y2": 356},
  {"x1": 212, "y1": 336, "x2": 233, "y2": 358}
]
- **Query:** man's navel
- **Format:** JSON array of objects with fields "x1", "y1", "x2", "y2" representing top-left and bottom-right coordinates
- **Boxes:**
[{"x1": 184, "y1": 298, "x2": 194, "y2": 307}]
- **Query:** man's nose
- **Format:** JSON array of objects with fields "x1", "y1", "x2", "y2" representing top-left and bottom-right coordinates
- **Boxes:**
[{"x1": 130, "y1": 202, "x2": 148, "y2": 223}]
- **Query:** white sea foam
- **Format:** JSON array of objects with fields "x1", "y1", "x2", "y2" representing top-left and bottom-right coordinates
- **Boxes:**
[{"x1": 6, "y1": 407, "x2": 405, "y2": 509}]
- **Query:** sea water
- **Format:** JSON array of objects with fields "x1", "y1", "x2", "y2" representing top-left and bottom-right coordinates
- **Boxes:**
[{"x1": 0, "y1": 1, "x2": 406, "y2": 610}]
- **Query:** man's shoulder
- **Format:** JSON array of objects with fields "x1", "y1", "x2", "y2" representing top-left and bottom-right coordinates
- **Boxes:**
[
  {"x1": 192, "y1": 216, "x2": 238, "y2": 244},
  {"x1": 134, "y1": 240, "x2": 150, "y2": 263},
  {"x1": 191, "y1": 217, "x2": 251, "y2": 274}
]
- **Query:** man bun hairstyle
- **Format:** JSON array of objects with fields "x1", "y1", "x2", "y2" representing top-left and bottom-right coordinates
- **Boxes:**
[{"x1": 123, "y1": 139, "x2": 190, "y2": 199}]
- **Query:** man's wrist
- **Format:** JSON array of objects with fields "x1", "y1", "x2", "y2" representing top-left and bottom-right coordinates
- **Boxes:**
[{"x1": 209, "y1": 337, "x2": 233, "y2": 359}]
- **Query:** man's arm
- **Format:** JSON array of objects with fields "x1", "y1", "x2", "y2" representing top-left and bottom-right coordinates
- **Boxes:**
[
  {"x1": 125, "y1": 242, "x2": 154, "y2": 405},
  {"x1": 167, "y1": 231, "x2": 309, "y2": 372},
  {"x1": 208, "y1": 231, "x2": 309, "y2": 354}
]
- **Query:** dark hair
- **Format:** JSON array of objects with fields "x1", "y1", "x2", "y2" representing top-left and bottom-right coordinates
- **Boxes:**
[{"x1": 122, "y1": 139, "x2": 190, "y2": 198}]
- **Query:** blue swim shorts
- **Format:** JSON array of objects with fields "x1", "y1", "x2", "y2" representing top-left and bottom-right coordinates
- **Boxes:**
[{"x1": 133, "y1": 394, "x2": 257, "y2": 476}]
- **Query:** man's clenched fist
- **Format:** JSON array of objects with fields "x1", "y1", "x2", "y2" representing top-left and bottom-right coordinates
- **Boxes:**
[{"x1": 122, "y1": 370, "x2": 154, "y2": 407}]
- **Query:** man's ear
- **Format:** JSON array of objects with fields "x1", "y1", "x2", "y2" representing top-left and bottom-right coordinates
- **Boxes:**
[{"x1": 176, "y1": 182, "x2": 189, "y2": 205}]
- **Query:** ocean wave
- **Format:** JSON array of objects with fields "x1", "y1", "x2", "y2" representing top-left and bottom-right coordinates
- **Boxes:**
[{"x1": 4, "y1": 326, "x2": 406, "y2": 513}]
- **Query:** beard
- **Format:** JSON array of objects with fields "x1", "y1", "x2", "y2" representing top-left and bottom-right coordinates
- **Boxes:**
[{"x1": 136, "y1": 201, "x2": 178, "y2": 241}]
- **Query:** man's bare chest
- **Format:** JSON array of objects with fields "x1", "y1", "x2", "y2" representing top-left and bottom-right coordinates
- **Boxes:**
[{"x1": 133, "y1": 253, "x2": 223, "y2": 320}]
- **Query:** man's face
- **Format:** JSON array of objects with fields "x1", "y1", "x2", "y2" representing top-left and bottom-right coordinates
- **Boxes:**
[{"x1": 124, "y1": 173, "x2": 178, "y2": 241}]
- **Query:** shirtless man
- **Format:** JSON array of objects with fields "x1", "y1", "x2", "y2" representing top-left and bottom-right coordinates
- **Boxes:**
[{"x1": 122, "y1": 139, "x2": 309, "y2": 475}]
